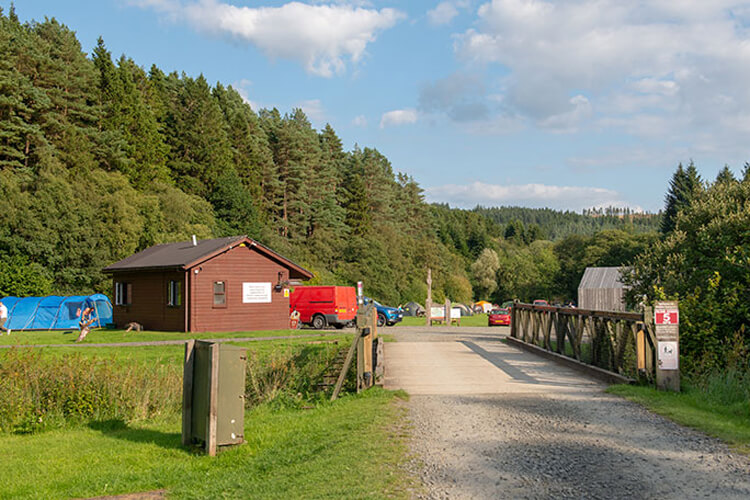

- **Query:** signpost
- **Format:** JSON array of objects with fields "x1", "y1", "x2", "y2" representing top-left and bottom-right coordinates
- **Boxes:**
[
  {"x1": 426, "y1": 268, "x2": 432, "y2": 327},
  {"x1": 653, "y1": 300, "x2": 680, "y2": 391}
]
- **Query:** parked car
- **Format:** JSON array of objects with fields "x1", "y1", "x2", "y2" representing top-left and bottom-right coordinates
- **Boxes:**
[
  {"x1": 501, "y1": 300, "x2": 514, "y2": 309},
  {"x1": 488, "y1": 308, "x2": 511, "y2": 326},
  {"x1": 532, "y1": 299, "x2": 549, "y2": 306},
  {"x1": 363, "y1": 296, "x2": 403, "y2": 327},
  {"x1": 290, "y1": 286, "x2": 357, "y2": 329}
]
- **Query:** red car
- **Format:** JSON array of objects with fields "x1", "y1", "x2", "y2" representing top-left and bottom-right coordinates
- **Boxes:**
[
  {"x1": 488, "y1": 308, "x2": 511, "y2": 326},
  {"x1": 533, "y1": 299, "x2": 549, "y2": 306}
]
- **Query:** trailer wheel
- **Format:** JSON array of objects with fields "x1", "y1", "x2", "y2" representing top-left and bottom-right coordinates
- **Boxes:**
[{"x1": 312, "y1": 314, "x2": 327, "y2": 330}]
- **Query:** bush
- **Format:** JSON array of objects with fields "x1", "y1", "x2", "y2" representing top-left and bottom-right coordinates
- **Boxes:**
[
  {"x1": 0, "y1": 349, "x2": 182, "y2": 433},
  {"x1": 245, "y1": 342, "x2": 354, "y2": 408}
]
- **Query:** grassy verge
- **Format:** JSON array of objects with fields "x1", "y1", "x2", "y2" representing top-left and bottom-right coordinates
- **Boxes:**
[
  {"x1": 399, "y1": 313, "x2": 489, "y2": 327},
  {"x1": 608, "y1": 375, "x2": 750, "y2": 454},
  {"x1": 0, "y1": 327, "x2": 330, "y2": 346},
  {"x1": 1, "y1": 388, "x2": 416, "y2": 499}
]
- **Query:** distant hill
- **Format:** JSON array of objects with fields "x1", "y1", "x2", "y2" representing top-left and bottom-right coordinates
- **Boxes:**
[{"x1": 472, "y1": 206, "x2": 661, "y2": 240}]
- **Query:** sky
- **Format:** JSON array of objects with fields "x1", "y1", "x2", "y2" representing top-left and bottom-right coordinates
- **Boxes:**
[{"x1": 7, "y1": 0, "x2": 750, "y2": 212}]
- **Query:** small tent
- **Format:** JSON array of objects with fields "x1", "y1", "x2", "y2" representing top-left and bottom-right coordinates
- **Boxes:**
[
  {"x1": 474, "y1": 300, "x2": 493, "y2": 313},
  {"x1": 454, "y1": 303, "x2": 474, "y2": 316},
  {"x1": 402, "y1": 301, "x2": 424, "y2": 317},
  {"x1": 1, "y1": 294, "x2": 113, "y2": 330}
]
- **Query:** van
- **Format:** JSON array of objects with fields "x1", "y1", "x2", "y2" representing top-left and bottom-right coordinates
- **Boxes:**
[{"x1": 289, "y1": 286, "x2": 357, "y2": 329}]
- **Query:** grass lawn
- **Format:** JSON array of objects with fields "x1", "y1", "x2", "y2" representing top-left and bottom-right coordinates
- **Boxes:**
[
  {"x1": 399, "y1": 313, "x2": 489, "y2": 327},
  {"x1": 0, "y1": 326, "x2": 335, "y2": 347},
  {"x1": 1, "y1": 388, "x2": 416, "y2": 499},
  {"x1": 608, "y1": 384, "x2": 750, "y2": 455},
  {"x1": 0, "y1": 333, "x2": 356, "y2": 366}
]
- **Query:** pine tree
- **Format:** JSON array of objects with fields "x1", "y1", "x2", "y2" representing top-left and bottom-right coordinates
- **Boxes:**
[
  {"x1": 661, "y1": 162, "x2": 703, "y2": 234},
  {"x1": 714, "y1": 165, "x2": 736, "y2": 185}
]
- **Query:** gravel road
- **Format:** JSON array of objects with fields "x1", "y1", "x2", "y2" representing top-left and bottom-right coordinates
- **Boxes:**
[{"x1": 384, "y1": 326, "x2": 750, "y2": 499}]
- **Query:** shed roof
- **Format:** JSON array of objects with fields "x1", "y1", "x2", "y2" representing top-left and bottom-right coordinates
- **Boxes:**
[
  {"x1": 578, "y1": 267, "x2": 626, "y2": 290},
  {"x1": 103, "y1": 235, "x2": 313, "y2": 280}
]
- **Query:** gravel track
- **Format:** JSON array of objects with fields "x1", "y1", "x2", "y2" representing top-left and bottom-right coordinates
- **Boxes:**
[{"x1": 386, "y1": 326, "x2": 750, "y2": 499}]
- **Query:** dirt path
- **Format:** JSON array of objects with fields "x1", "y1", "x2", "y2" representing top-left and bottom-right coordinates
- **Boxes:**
[{"x1": 385, "y1": 326, "x2": 750, "y2": 499}]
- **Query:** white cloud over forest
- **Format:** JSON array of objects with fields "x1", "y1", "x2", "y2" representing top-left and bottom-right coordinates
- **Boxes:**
[{"x1": 134, "y1": 0, "x2": 404, "y2": 77}]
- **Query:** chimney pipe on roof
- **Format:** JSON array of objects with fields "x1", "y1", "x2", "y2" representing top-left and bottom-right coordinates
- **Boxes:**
[{"x1": 191, "y1": 235, "x2": 197, "y2": 246}]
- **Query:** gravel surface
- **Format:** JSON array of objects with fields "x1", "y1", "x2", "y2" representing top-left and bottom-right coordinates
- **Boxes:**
[{"x1": 386, "y1": 326, "x2": 750, "y2": 499}]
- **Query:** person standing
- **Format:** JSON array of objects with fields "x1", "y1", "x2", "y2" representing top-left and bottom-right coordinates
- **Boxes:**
[{"x1": 0, "y1": 300, "x2": 9, "y2": 335}]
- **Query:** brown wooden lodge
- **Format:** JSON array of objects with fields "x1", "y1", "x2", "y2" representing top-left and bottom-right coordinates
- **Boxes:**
[{"x1": 103, "y1": 236, "x2": 312, "y2": 332}]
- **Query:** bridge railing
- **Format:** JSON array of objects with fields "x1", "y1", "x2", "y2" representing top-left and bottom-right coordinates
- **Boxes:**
[{"x1": 509, "y1": 301, "x2": 658, "y2": 382}]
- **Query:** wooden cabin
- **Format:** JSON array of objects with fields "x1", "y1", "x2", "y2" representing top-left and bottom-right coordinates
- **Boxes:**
[
  {"x1": 103, "y1": 236, "x2": 312, "y2": 332},
  {"x1": 577, "y1": 267, "x2": 627, "y2": 312}
]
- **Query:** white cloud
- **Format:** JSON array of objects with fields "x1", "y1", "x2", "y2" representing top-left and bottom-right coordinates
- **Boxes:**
[
  {"x1": 425, "y1": 181, "x2": 637, "y2": 211},
  {"x1": 427, "y1": 2, "x2": 459, "y2": 26},
  {"x1": 453, "y1": 0, "x2": 750, "y2": 144},
  {"x1": 427, "y1": 1, "x2": 470, "y2": 26},
  {"x1": 136, "y1": 0, "x2": 405, "y2": 77},
  {"x1": 352, "y1": 114, "x2": 368, "y2": 127},
  {"x1": 380, "y1": 109, "x2": 418, "y2": 128},
  {"x1": 297, "y1": 99, "x2": 325, "y2": 122}
]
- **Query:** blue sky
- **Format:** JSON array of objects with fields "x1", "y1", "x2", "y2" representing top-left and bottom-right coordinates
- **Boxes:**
[{"x1": 8, "y1": 0, "x2": 750, "y2": 212}]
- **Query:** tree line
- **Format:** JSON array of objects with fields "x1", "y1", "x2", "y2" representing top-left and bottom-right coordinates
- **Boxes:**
[{"x1": 0, "y1": 10, "x2": 470, "y2": 305}]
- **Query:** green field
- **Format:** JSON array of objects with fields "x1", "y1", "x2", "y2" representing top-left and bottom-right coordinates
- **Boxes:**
[
  {"x1": 1, "y1": 389, "x2": 416, "y2": 499},
  {"x1": 0, "y1": 329, "x2": 418, "y2": 499},
  {"x1": 399, "y1": 313, "x2": 490, "y2": 327},
  {"x1": 0, "y1": 327, "x2": 329, "y2": 347}
]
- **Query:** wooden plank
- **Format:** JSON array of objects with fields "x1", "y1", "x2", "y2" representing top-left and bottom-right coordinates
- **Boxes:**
[
  {"x1": 181, "y1": 339, "x2": 195, "y2": 446},
  {"x1": 331, "y1": 330, "x2": 360, "y2": 401},
  {"x1": 206, "y1": 342, "x2": 219, "y2": 456}
]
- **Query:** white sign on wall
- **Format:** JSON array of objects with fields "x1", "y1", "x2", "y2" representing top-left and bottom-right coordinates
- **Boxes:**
[
  {"x1": 657, "y1": 341, "x2": 679, "y2": 370},
  {"x1": 242, "y1": 282, "x2": 272, "y2": 303}
]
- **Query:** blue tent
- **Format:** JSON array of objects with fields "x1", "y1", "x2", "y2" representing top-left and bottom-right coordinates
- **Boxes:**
[{"x1": 1, "y1": 294, "x2": 113, "y2": 330}]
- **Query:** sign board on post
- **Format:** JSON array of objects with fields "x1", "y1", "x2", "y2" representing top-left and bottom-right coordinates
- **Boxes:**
[{"x1": 653, "y1": 301, "x2": 680, "y2": 391}]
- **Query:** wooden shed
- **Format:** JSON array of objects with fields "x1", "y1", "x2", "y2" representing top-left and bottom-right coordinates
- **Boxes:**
[
  {"x1": 103, "y1": 236, "x2": 312, "y2": 332},
  {"x1": 577, "y1": 267, "x2": 627, "y2": 312}
]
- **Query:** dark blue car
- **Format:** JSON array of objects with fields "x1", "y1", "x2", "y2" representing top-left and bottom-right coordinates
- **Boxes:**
[{"x1": 363, "y1": 296, "x2": 403, "y2": 327}]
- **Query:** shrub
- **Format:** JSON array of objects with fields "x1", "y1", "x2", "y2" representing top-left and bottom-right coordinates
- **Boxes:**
[
  {"x1": 245, "y1": 342, "x2": 354, "y2": 408},
  {"x1": 0, "y1": 349, "x2": 182, "y2": 433}
]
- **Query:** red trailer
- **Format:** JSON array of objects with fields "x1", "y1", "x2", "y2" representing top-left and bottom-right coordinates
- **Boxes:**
[{"x1": 290, "y1": 286, "x2": 357, "y2": 329}]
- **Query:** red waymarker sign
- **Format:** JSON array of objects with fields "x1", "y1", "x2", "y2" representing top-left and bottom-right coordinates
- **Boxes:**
[{"x1": 655, "y1": 310, "x2": 679, "y2": 325}]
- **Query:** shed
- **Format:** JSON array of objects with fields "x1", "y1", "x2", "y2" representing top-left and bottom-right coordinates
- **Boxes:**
[
  {"x1": 577, "y1": 267, "x2": 627, "y2": 312},
  {"x1": 103, "y1": 236, "x2": 312, "y2": 332}
]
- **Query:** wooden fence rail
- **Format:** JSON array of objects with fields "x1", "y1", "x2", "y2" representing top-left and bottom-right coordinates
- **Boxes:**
[{"x1": 510, "y1": 301, "x2": 659, "y2": 382}]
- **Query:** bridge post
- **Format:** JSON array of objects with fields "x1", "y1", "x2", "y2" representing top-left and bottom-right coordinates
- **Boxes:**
[
  {"x1": 510, "y1": 300, "x2": 518, "y2": 338},
  {"x1": 652, "y1": 301, "x2": 680, "y2": 392}
]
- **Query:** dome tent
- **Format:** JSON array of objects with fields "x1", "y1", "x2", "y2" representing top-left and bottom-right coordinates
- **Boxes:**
[{"x1": 1, "y1": 294, "x2": 113, "y2": 331}]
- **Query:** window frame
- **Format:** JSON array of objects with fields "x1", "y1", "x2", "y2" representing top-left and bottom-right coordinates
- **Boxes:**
[
  {"x1": 213, "y1": 280, "x2": 227, "y2": 308},
  {"x1": 167, "y1": 280, "x2": 182, "y2": 307},
  {"x1": 115, "y1": 282, "x2": 132, "y2": 306}
]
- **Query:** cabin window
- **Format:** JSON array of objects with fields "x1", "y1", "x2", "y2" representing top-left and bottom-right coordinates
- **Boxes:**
[
  {"x1": 213, "y1": 281, "x2": 227, "y2": 308},
  {"x1": 167, "y1": 280, "x2": 182, "y2": 307},
  {"x1": 115, "y1": 282, "x2": 131, "y2": 306}
]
